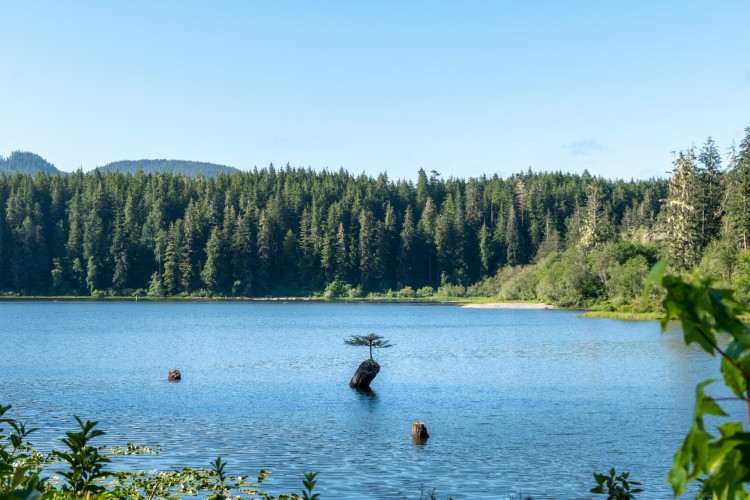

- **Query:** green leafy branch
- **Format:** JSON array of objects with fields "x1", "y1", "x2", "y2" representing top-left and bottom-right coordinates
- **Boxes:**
[
  {"x1": 0, "y1": 403, "x2": 45, "y2": 497},
  {"x1": 647, "y1": 262, "x2": 750, "y2": 498},
  {"x1": 51, "y1": 416, "x2": 111, "y2": 496},
  {"x1": 1, "y1": 405, "x2": 323, "y2": 499},
  {"x1": 590, "y1": 468, "x2": 642, "y2": 499}
]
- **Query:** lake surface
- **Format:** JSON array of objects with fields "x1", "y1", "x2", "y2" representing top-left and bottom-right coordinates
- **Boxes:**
[{"x1": 0, "y1": 302, "x2": 732, "y2": 498}]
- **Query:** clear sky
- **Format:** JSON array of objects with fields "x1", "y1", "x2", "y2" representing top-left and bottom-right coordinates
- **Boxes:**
[{"x1": 1, "y1": 1, "x2": 748, "y2": 181}]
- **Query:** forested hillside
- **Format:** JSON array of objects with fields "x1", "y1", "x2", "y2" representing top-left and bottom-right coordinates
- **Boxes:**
[
  {"x1": 0, "y1": 154, "x2": 240, "y2": 177},
  {"x1": 0, "y1": 151, "x2": 61, "y2": 175},
  {"x1": 96, "y1": 159, "x2": 240, "y2": 177},
  {"x1": 1, "y1": 126, "x2": 749, "y2": 308}
]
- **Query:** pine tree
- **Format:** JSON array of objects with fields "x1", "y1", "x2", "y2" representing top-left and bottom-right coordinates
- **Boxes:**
[
  {"x1": 358, "y1": 209, "x2": 376, "y2": 290},
  {"x1": 110, "y1": 209, "x2": 129, "y2": 291},
  {"x1": 512, "y1": 178, "x2": 531, "y2": 263},
  {"x1": 378, "y1": 203, "x2": 398, "y2": 288},
  {"x1": 280, "y1": 229, "x2": 298, "y2": 291},
  {"x1": 179, "y1": 200, "x2": 198, "y2": 292},
  {"x1": 417, "y1": 197, "x2": 437, "y2": 286},
  {"x1": 478, "y1": 223, "x2": 493, "y2": 276},
  {"x1": 320, "y1": 208, "x2": 339, "y2": 282},
  {"x1": 202, "y1": 226, "x2": 224, "y2": 293},
  {"x1": 256, "y1": 209, "x2": 272, "y2": 294},
  {"x1": 69, "y1": 258, "x2": 86, "y2": 295},
  {"x1": 398, "y1": 205, "x2": 417, "y2": 286},
  {"x1": 85, "y1": 255, "x2": 99, "y2": 294},
  {"x1": 534, "y1": 212, "x2": 561, "y2": 261},
  {"x1": 723, "y1": 127, "x2": 750, "y2": 251},
  {"x1": 697, "y1": 137, "x2": 723, "y2": 248},
  {"x1": 452, "y1": 189, "x2": 467, "y2": 283},
  {"x1": 416, "y1": 168, "x2": 430, "y2": 209},
  {"x1": 51, "y1": 258, "x2": 65, "y2": 294},
  {"x1": 666, "y1": 149, "x2": 700, "y2": 269},
  {"x1": 491, "y1": 198, "x2": 506, "y2": 267},
  {"x1": 505, "y1": 199, "x2": 521, "y2": 266},
  {"x1": 335, "y1": 222, "x2": 348, "y2": 282},
  {"x1": 230, "y1": 212, "x2": 253, "y2": 295},
  {"x1": 579, "y1": 183, "x2": 607, "y2": 250},
  {"x1": 112, "y1": 252, "x2": 129, "y2": 292},
  {"x1": 435, "y1": 194, "x2": 456, "y2": 283},
  {"x1": 162, "y1": 222, "x2": 181, "y2": 295},
  {"x1": 147, "y1": 271, "x2": 164, "y2": 297}
]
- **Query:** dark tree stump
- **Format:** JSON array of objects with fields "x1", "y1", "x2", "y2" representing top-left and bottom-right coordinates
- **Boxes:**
[
  {"x1": 168, "y1": 369, "x2": 181, "y2": 382},
  {"x1": 412, "y1": 421, "x2": 429, "y2": 444},
  {"x1": 349, "y1": 359, "x2": 380, "y2": 389},
  {"x1": 412, "y1": 421, "x2": 429, "y2": 439}
]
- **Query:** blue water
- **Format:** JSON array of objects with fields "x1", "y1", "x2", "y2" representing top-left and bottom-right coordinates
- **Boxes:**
[{"x1": 0, "y1": 302, "x2": 729, "y2": 498}]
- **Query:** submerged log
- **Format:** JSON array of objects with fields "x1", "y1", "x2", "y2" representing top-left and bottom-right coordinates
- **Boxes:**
[
  {"x1": 168, "y1": 369, "x2": 181, "y2": 382},
  {"x1": 349, "y1": 359, "x2": 380, "y2": 389}
]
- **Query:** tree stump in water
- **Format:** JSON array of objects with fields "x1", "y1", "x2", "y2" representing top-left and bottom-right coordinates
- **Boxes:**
[
  {"x1": 349, "y1": 359, "x2": 380, "y2": 389},
  {"x1": 412, "y1": 421, "x2": 429, "y2": 445},
  {"x1": 168, "y1": 369, "x2": 182, "y2": 382},
  {"x1": 412, "y1": 421, "x2": 429, "y2": 439}
]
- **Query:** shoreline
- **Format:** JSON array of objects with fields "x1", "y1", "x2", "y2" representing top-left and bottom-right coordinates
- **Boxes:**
[
  {"x1": 0, "y1": 296, "x2": 681, "y2": 320},
  {"x1": 0, "y1": 295, "x2": 553, "y2": 307},
  {"x1": 460, "y1": 302, "x2": 555, "y2": 310},
  {"x1": 0, "y1": 295, "x2": 461, "y2": 302}
]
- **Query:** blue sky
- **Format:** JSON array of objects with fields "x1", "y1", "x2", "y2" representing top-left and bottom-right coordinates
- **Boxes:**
[{"x1": 1, "y1": 1, "x2": 748, "y2": 180}]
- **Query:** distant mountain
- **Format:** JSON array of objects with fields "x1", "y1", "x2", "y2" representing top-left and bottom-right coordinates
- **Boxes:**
[
  {"x1": 95, "y1": 159, "x2": 241, "y2": 177},
  {"x1": 0, "y1": 151, "x2": 62, "y2": 175}
]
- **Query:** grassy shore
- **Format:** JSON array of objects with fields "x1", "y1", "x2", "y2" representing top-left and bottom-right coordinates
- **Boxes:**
[
  {"x1": 0, "y1": 294, "x2": 699, "y2": 321},
  {"x1": 580, "y1": 310, "x2": 664, "y2": 321}
]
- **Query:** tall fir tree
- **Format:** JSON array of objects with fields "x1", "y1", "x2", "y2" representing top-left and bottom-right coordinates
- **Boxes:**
[
  {"x1": 666, "y1": 149, "x2": 700, "y2": 270},
  {"x1": 697, "y1": 137, "x2": 723, "y2": 248},
  {"x1": 723, "y1": 127, "x2": 750, "y2": 251}
]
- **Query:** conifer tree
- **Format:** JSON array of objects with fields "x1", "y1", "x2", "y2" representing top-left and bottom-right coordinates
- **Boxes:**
[
  {"x1": 255, "y1": 210, "x2": 272, "y2": 294},
  {"x1": 335, "y1": 222, "x2": 348, "y2": 282},
  {"x1": 723, "y1": 127, "x2": 750, "y2": 251},
  {"x1": 358, "y1": 208, "x2": 376, "y2": 290},
  {"x1": 478, "y1": 223, "x2": 493, "y2": 276},
  {"x1": 397, "y1": 205, "x2": 416, "y2": 286},
  {"x1": 378, "y1": 203, "x2": 398, "y2": 288},
  {"x1": 231, "y1": 212, "x2": 253, "y2": 295},
  {"x1": 697, "y1": 137, "x2": 723, "y2": 248},
  {"x1": 162, "y1": 222, "x2": 181, "y2": 295},
  {"x1": 202, "y1": 226, "x2": 223, "y2": 293},
  {"x1": 435, "y1": 194, "x2": 456, "y2": 282},
  {"x1": 579, "y1": 183, "x2": 607, "y2": 250},
  {"x1": 417, "y1": 197, "x2": 437, "y2": 286},
  {"x1": 505, "y1": 199, "x2": 521, "y2": 266},
  {"x1": 666, "y1": 149, "x2": 700, "y2": 269}
]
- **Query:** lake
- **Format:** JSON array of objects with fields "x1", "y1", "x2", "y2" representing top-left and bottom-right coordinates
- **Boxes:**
[{"x1": 0, "y1": 301, "x2": 729, "y2": 498}]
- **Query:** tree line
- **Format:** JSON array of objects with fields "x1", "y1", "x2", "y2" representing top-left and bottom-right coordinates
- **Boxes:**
[
  {"x1": 0, "y1": 125, "x2": 748, "y2": 306},
  {"x1": 470, "y1": 126, "x2": 750, "y2": 309}
]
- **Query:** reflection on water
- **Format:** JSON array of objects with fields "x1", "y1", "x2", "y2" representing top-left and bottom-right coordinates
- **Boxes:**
[
  {"x1": 0, "y1": 302, "x2": 727, "y2": 499},
  {"x1": 353, "y1": 386, "x2": 378, "y2": 399}
]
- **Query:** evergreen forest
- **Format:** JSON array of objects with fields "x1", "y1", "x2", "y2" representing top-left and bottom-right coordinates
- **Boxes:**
[
  {"x1": 0, "y1": 151, "x2": 61, "y2": 176},
  {"x1": 1, "y1": 126, "x2": 750, "y2": 309}
]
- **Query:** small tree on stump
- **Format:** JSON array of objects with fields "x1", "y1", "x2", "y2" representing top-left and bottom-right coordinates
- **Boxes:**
[{"x1": 344, "y1": 333, "x2": 393, "y2": 360}]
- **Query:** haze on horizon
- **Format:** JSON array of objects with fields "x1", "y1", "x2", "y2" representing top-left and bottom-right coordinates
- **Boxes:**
[{"x1": 1, "y1": 1, "x2": 748, "y2": 181}]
